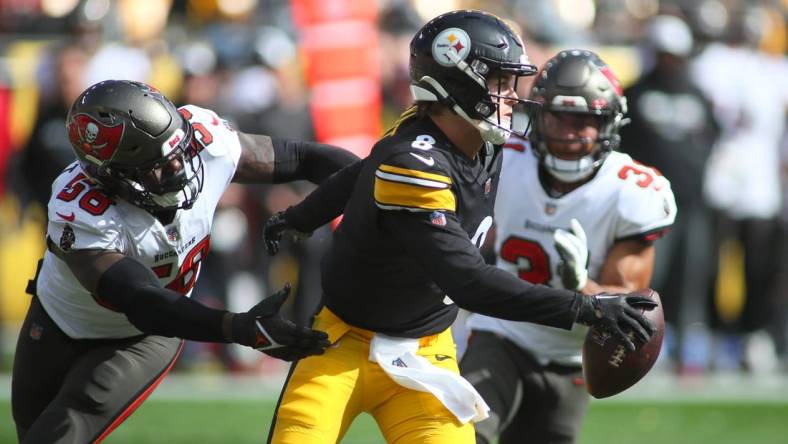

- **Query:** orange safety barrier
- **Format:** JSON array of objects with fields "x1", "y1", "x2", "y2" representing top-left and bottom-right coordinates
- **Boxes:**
[{"x1": 290, "y1": 0, "x2": 381, "y2": 158}]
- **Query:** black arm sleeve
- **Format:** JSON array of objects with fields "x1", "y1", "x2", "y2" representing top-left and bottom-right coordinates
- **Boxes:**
[
  {"x1": 284, "y1": 160, "x2": 364, "y2": 232},
  {"x1": 271, "y1": 138, "x2": 360, "y2": 184},
  {"x1": 382, "y1": 210, "x2": 581, "y2": 330},
  {"x1": 97, "y1": 257, "x2": 231, "y2": 342}
]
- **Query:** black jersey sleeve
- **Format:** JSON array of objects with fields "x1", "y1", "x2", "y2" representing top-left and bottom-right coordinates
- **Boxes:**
[
  {"x1": 284, "y1": 159, "x2": 364, "y2": 232},
  {"x1": 97, "y1": 256, "x2": 231, "y2": 343},
  {"x1": 272, "y1": 138, "x2": 360, "y2": 184},
  {"x1": 380, "y1": 209, "x2": 579, "y2": 330}
]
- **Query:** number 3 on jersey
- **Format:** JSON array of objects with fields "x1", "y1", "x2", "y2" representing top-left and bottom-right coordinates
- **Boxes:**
[
  {"x1": 500, "y1": 236, "x2": 551, "y2": 284},
  {"x1": 618, "y1": 163, "x2": 663, "y2": 190}
]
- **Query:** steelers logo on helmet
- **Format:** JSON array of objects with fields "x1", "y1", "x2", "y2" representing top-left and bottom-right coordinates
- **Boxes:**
[
  {"x1": 410, "y1": 11, "x2": 540, "y2": 144},
  {"x1": 431, "y1": 28, "x2": 471, "y2": 67}
]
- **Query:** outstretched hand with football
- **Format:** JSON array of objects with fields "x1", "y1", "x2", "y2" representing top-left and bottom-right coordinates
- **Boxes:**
[
  {"x1": 575, "y1": 290, "x2": 657, "y2": 351},
  {"x1": 581, "y1": 288, "x2": 665, "y2": 398}
]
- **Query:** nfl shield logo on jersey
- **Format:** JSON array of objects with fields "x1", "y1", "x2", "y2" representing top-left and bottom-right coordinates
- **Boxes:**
[
  {"x1": 429, "y1": 211, "x2": 447, "y2": 226},
  {"x1": 60, "y1": 224, "x2": 75, "y2": 251},
  {"x1": 166, "y1": 227, "x2": 180, "y2": 242},
  {"x1": 545, "y1": 203, "x2": 557, "y2": 215}
]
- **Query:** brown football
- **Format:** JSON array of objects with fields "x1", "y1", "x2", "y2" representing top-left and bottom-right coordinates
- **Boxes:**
[{"x1": 581, "y1": 288, "x2": 664, "y2": 399}]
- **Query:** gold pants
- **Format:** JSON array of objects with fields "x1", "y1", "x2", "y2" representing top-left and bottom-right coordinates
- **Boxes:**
[{"x1": 269, "y1": 307, "x2": 475, "y2": 443}]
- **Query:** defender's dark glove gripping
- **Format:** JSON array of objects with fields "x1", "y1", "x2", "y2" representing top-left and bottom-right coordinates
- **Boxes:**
[{"x1": 230, "y1": 283, "x2": 330, "y2": 361}]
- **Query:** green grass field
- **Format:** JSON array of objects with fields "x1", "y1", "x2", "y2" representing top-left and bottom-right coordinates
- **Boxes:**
[{"x1": 3, "y1": 399, "x2": 787, "y2": 444}]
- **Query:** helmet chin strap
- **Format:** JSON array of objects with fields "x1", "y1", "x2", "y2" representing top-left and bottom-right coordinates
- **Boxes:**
[
  {"x1": 121, "y1": 150, "x2": 202, "y2": 211},
  {"x1": 476, "y1": 120, "x2": 510, "y2": 145},
  {"x1": 542, "y1": 152, "x2": 598, "y2": 183},
  {"x1": 150, "y1": 156, "x2": 201, "y2": 210},
  {"x1": 412, "y1": 76, "x2": 511, "y2": 145},
  {"x1": 150, "y1": 189, "x2": 188, "y2": 208}
]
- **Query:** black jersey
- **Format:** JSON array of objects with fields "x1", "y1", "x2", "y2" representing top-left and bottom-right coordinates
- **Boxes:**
[{"x1": 321, "y1": 115, "x2": 579, "y2": 338}]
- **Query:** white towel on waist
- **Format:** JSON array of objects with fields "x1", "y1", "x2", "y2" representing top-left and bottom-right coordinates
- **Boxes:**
[{"x1": 369, "y1": 333, "x2": 490, "y2": 424}]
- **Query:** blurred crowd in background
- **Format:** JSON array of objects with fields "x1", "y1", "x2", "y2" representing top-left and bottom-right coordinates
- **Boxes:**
[{"x1": 0, "y1": 0, "x2": 786, "y2": 378}]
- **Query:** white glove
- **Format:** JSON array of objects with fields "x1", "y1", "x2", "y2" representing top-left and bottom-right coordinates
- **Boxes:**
[{"x1": 553, "y1": 218, "x2": 589, "y2": 291}]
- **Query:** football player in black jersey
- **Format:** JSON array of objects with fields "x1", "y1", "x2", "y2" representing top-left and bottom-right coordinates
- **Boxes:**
[{"x1": 264, "y1": 11, "x2": 657, "y2": 444}]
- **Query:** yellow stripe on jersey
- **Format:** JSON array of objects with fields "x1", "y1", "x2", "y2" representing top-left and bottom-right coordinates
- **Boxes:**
[
  {"x1": 378, "y1": 164, "x2": 452, "y2": 185},
  {"x1": 374, "y1": 177, "x2": 456, "y2": 211}
]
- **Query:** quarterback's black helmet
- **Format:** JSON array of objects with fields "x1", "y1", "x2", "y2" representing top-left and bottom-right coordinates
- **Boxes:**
[
  {"x1": 529, "y1": 50, "x2": 628, "y2": 182},
  {"x1": 66, "y1": 80, "x2": 203, "y2": 211},
  {"x1": 409, "y1": 10, "x2": 540, "y2": 144}
]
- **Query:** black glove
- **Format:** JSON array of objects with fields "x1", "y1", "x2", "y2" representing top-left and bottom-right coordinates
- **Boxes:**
[
  {"x1": 263, "y1": 211, "x2": 312, "y2": 256},
  {"x1": 229, "y1": 283, "x2": 330, "y2": 361},
  {"x1": 262, "y1": 211, "x2": 289, "y2": 256},
  {"x1": 575, "y1": 293, "x2": 658, "y2": 351}
]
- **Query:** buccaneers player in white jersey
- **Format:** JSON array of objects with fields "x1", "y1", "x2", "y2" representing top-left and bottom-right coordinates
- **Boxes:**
[
  {"x1": 12, "y1": 80, "x2": 358, "y2": 443},
  {"x1": 462, "y1": 50, "x2": 676, "y2": 444}
]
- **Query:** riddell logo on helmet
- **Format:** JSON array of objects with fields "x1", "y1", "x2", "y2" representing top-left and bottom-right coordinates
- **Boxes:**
[
  {"x1": 68, "y1": 114, "x2": 124, "y2": 161},
  {"x1": 163, "y1": 128, "x2": 186, "y2": 155},
  {"x1": 168, "y1": 133, "x2": 182, "y2": 148}
]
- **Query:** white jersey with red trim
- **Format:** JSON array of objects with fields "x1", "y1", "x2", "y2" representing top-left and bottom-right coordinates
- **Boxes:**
[
  {"x1": 466, "y1": 140, "x2": 676, "y2": 366},
  {"x1": 36, "y1": 105, "x2": 241, "y2": 339}
]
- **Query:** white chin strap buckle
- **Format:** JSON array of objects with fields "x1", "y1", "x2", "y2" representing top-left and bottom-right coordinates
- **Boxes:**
[{"x1": 477, "y1": 121, "x2": 509, "y2": 145}]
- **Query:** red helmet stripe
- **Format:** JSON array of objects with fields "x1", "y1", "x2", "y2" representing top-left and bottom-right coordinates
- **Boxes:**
[{"x1": 599, "y1": 66, "x2": 623, "y2": 97}]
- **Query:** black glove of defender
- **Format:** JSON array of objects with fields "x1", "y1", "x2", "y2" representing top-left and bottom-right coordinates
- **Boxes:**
[
  {"x1": 230, "y1": 283, "x2": 330, "y2": 361},
  {"x1": 576, "y1": 293, "x2": 657, "y2": 351}
]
